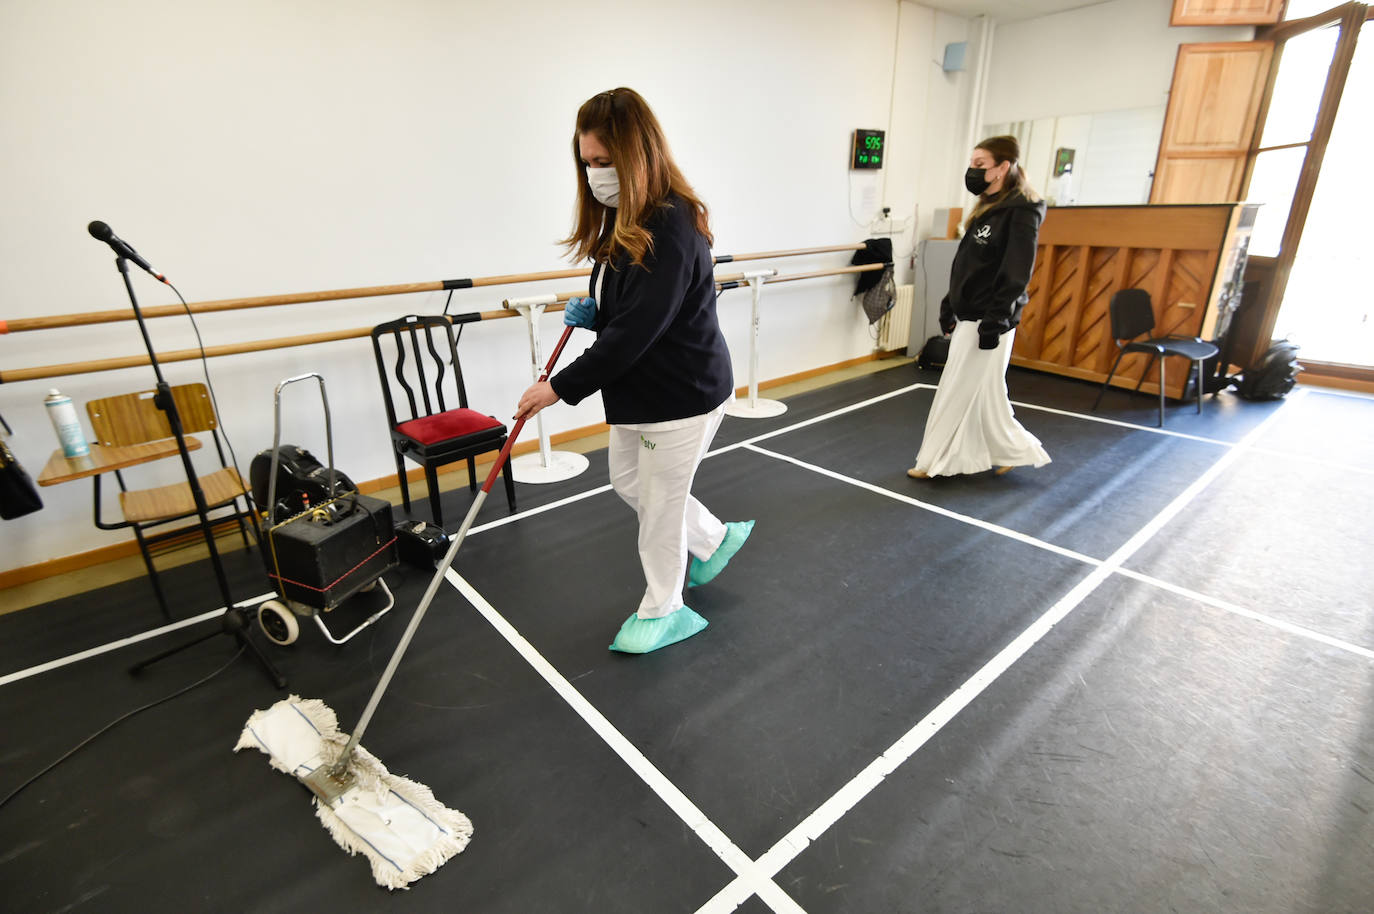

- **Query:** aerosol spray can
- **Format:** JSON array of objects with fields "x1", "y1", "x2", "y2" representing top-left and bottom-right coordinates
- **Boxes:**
[{"x1": 44, "y1": 389, "x2": 90, "y2": 458}]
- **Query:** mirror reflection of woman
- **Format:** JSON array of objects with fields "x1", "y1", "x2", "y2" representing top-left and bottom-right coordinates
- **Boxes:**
[
  {"x1": 908, "y1": 135, "x2": 1051, "y2": 479},
  {"x1": 515, "y1": 88, "x2": 753, "y2": 654}
]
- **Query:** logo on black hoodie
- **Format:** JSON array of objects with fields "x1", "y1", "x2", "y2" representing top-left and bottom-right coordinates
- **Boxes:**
[{"x1": 973, "y1": 224, "x2": 992, "y2": 245}]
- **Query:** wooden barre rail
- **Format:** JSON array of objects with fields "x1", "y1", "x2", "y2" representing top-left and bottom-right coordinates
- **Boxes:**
[
  {"x1": 721, "y1": 263, "x2": 884, "y2": 287},
  {"x1": 0, "y1": 243, "x2": 865, "y2": 334},
  {"x1": 0, "y1": 263, "x2": 882, "y2": 385}
]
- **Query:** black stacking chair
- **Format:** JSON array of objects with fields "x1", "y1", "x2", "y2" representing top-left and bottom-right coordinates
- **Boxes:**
[
  {"x1": 370, "y1": 314, "x2": 515, "y2": 527},
  {"x1": 1092, "y1": 289, "x2": 1219, "y2": 427}
]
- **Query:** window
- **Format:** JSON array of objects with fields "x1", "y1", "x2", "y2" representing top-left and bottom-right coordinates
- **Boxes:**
[
  {"x1": 1245, "y1": 26, "x2": 1338, "y2": 256},
  {"x1": 1273, "y1": 24, "x2": 1372, "y2": 365}
]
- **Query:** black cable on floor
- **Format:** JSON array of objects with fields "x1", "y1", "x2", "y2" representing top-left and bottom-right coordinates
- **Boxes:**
[{"x1": 0, "y1": 646, "x2": 246, "y2": 811}]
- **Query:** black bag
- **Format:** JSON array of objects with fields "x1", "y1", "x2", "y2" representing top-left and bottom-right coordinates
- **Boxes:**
[
  {"x1": 917, "y1": 335, "x2": 950, "y2": 370},
  {"x1": 1236, "y1": 340, "x2": 1301, "y2": 400},
  {"x1": 0, "y1": 414, "x2": 43, "y2": 521},
  {"x1": 394, "y1": 520, "x2": 450, "y2": 569},
  {"x1": 851, "y1": 238, "x2": 895, "y2": 324},
  {"x1": 250, "y1": 444, "x2": 358, "y2": 522}
]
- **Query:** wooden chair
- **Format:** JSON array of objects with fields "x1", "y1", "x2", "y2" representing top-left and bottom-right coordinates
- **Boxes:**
[
  {"x1": 1091, "y1": 289, "x2": 1219, "y2": 427},
  {"x1": 370, "y1": 314, "x2": 515, "y2": 528},
  {"x1": 86, "y1": 383, "x2": 254, "y2": 619}
]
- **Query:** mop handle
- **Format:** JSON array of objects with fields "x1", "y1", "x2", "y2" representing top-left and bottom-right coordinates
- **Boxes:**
[
  {"x1": 334, "y1": 324, "x2": 577, "y2": 770},
  {"x1": 479, "y1": 323, "x2": 576, "y2": 495}
]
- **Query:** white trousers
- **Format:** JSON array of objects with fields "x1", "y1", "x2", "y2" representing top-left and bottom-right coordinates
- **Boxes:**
[
  {"x1": 913, "y1": 320, "x2": 1051, "y2": 476},
  {"x1": 608, "y1": 402, "x2": 729, "y2": 619}
]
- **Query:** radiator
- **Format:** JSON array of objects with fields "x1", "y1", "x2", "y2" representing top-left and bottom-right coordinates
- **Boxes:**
[{"x1": 878, "y1": 283, "x2": 915, "y2": 351}]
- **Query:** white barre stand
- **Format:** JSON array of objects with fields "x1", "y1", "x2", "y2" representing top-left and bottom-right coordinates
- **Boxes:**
[
  {"x1": 506, "y1": 294, "x2": 590, "y2": 484},
  {"x1": 724, "y1": 269, "x2": 786, "y2": 418}
]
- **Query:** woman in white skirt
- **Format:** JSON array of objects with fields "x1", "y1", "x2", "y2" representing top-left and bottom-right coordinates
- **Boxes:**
[
  {"x1": 516, "y1": 88, "x2": 753, "y2": 654},
  {"x1": 909, "y1": 135, "x2": 1051, "y2": 479}
]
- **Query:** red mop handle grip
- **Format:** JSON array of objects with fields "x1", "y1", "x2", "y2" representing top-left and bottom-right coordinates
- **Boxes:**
[{"x1": 480, "y1": 323, "x2": 577, "y2": 494}]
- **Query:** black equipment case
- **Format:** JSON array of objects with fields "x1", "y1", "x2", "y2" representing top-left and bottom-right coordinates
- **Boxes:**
[
  {"x1": 255, "y1": 374, "x2": 398, "y2": 645},
  {"x1": 265, "y1": 493, "x2": 396, "y2": 610}
]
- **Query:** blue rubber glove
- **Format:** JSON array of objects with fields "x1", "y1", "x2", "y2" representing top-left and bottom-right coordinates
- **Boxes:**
[{"x1": 563, "y1": 295, "x2": 596, "y2": 329}]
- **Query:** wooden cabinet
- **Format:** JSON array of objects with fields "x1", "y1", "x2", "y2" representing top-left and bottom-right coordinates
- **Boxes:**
[
  {"x1": 1012, "y1": 204, "x2": 1254, "y2": 399},
  {"x1": 1170, "y1": 0, "x2": 1284, "y2": 26}
]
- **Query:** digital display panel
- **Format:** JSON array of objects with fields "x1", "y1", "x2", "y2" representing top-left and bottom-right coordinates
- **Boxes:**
[{"x1": 852, "y1": 129, "x2": 885, "y2": 170}]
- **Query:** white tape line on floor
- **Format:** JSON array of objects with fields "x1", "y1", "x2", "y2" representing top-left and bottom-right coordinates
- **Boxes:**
[
  {"x1": 445, "y1": 569, "x2": 808, "y2": 914},
  {"x1": 0, "y1": 591, "x2": 277, "y2": 687},
  {"x1": 695, "y1": 392, "x2": 1307, "y2": 913},
  {"x1": 743, "y1": 443, "x2": 1101, "y2": 567}
]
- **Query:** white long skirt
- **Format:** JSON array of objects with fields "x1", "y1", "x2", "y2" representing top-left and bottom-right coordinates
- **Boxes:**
[{"x1": 912, "y1": 320, "x2": 1051, "y2": 476}]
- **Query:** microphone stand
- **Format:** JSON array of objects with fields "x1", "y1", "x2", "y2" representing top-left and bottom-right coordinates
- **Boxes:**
[{"x1": 106, "y1": 256, "x2": 285, "y2": 688}]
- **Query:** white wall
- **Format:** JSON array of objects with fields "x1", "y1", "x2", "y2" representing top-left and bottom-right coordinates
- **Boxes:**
[
  {"x1": 0, "y1": 0, "x2": 983, "y2": 574},
  {"x1": 982, "y1": 0, "x2": 1254, "y2": 124},
  {"x1": 888, "y1": 4, "x2": 984, "y2": 257},
  {"x1": 1075, "y1": 106, "x2": 1169, "y2": 204}
]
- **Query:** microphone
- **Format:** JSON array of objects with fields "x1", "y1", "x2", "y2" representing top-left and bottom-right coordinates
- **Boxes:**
[{"x1": 87, "y1": 221, "x2": 167, "y2": 283}]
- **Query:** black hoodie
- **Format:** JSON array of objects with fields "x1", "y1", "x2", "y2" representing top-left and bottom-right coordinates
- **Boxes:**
[{"x1": 939, "y1": 191, "x2": 1047, "y2": 349}]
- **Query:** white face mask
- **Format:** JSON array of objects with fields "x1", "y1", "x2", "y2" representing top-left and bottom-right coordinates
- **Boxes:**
[{"x1": 585, "y1": 165, "x2": 620, "y2": 208}]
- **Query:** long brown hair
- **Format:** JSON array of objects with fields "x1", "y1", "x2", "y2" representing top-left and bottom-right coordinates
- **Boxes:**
[
  {"x1": 965, "y1": 134, "x2": 1042, "y2": 230},
  {"x1": 561, "y1": 88, "x2": 712, "y2": 267}
]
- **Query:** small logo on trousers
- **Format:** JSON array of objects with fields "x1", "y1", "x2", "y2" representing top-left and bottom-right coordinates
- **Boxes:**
[{"x1": 640, "y1": 435, "x2": 656, "y2": 450}]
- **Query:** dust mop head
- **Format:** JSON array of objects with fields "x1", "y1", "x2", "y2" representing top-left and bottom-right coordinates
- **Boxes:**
[{"x1": 235, "y1": 695, "x2": 473, "y2": 890}]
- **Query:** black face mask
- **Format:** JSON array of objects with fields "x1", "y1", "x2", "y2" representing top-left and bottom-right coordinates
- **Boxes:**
[{"x1": 964, "y1": 167, "x2": 991, "y2": 195}]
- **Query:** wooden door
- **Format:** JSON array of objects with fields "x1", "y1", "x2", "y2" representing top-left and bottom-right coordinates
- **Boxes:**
[{"x1": 1150, "y1": 41, "x2": 1274, "y2": 203}]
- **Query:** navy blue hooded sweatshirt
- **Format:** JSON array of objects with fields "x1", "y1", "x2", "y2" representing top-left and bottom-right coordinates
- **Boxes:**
[
  {"x1": 939, "y1": 191, "x2": 1047, "y2": 350},
  {"x1": 550, "y1": 195, "x2": 733, "y2": 424}
]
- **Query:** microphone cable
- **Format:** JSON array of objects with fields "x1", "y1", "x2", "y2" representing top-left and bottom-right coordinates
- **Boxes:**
[{"x1": 164, "y1": 281, "x2": 252, "y2": 516}]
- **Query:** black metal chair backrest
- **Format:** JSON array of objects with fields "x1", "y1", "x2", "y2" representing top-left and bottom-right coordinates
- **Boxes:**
[
  {"x1": 370, "y1": 314, "x2": 470, "y2": 428},
  {"x1": 1109, "y1": 289, "x2": 1157, "y2": 342}
]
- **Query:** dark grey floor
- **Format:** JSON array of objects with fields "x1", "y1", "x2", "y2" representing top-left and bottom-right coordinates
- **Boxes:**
[{"x1": 2, "y1": 365, "x2": 1371, "y2": 913}]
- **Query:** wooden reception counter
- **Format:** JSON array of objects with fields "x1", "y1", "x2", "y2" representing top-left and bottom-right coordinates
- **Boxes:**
[{"x1": 1012, "y1": 203, "x2": 1255, "y2": 400}]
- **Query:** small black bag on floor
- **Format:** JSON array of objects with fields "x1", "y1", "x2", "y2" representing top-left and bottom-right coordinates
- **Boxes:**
[
  {"x1": 394, "y1": 520, "x2": 450, "y2": 569},
  {"x1": 1236, "y1": 340, "x2": 1301, "y2": 400},
  {"x1": 917, "y1": 335, "x2": 950, "y2": 370}
]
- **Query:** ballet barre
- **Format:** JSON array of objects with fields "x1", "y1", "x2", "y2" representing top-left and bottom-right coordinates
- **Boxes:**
[
  {"x1": 0, "y1": 307, "x2": 525, "y2": 385},
  {"x1": 0, "y1": 244, "x2": 863, "y2": 335},
  {"x1": 0, "y1": 262, "x2": 886, "y2": 386},
  {"x1": 717, "y1": 270, "x2": 785, "y2": 418},
  {"x1": 715, "y1": 262, "x2": 886, "y2": 419},
  {"x1": 501, "y1": 293, "x2": 591, "y2": 484}
]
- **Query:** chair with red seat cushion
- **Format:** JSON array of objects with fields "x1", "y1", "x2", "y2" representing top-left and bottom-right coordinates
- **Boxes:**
[{"x1": 370, "y1": 314, "x2": 516, "y2": 527}]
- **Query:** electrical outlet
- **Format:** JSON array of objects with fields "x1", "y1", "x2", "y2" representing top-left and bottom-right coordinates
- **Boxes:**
[{"x1": 869, "y1": 215, "x2": 912, "y2": 235}]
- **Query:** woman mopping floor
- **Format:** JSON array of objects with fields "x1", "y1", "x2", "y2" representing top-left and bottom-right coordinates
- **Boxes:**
[
  {"x1": 910, "y1": 135, "x2": 1051, "y2": 479},
  {"x1": 515, "y1": 87, "x2": 752, "y2": 655}
]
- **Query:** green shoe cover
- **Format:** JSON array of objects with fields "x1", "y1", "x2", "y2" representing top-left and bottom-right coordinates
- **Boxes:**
[
  {"x1": 609, "y1": 606, "x2": 708, "y2": 654},
  {"x1": 688, "y1": 520, "x2": 755, "y2": 588}
]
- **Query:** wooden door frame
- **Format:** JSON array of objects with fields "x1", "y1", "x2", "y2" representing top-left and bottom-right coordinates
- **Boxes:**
[{"x1": 1243, "y1": 2, "x2": 1372, "y2": 369}]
